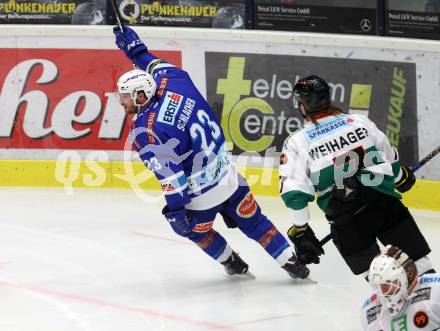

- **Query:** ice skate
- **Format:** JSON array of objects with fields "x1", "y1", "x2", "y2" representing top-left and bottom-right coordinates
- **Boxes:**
[
  {"x1": 221, "y1": 251, "x2": 255, "y2": 278},
  {"x1": 282, "y1": 255, "x2": 310, "y2": 280}
]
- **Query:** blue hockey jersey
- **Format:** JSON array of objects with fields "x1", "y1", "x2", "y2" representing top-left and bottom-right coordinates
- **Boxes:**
[{"x1": 129, "y1": 52, "x2": 239, "y2": 211}]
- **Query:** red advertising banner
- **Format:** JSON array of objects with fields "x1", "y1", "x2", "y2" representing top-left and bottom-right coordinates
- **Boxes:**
[{"x1": 0, "y1": 48, "x2": 181, "y2": 150}]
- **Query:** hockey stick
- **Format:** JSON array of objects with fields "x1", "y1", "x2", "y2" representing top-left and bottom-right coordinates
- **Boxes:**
[
  {"x1": 110, "y1": 0, "x2": 124, "y2": 32},
  {"x1": 320, "y1": 233, "x2": 332, "y2": 246},
  {"x1": 319, "y1": 144, "x2": 440, "y2": 247},
  {"x1": 410, "y1": 145, "x2": 440, "y2": 172}
]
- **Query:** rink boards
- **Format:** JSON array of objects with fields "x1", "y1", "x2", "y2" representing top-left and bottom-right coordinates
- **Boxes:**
[
  {"x1": 0, "y1": 26, "x2": 439, "y2": 210},
  {"x1": 0, "y1": 159, "x2": 439, "y2": 212}
]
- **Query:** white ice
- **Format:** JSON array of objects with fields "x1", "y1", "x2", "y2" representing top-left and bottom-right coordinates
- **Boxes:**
[{"x1": 0, "y1": 188, "x2": 439, "y2": 331}]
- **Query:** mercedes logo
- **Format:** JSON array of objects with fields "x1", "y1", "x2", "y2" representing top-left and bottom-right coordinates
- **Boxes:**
[{"x1": 360, "y1": 19, "x2": 372, "y2": 32}]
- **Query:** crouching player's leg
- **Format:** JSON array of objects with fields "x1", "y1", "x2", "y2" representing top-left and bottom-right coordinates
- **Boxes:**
[
  {"x1": 221, "y1": 182, "x2": 310, "y2": 279},
  {"x1": 187, "y1": 228, "x2": 252, "y2": 277},
  {"x1": 165, "y1": 205, "x2": 253, "y2": 276}
]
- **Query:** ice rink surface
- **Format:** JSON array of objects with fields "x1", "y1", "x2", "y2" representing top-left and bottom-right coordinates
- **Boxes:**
[{"x1": 0, "y1": 187, "x2": 439, "y2": 331}]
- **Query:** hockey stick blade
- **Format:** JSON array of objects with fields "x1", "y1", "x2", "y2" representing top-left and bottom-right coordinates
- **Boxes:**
[
  {"x1": 319, "y1": 145, "x2": 440, "y2": 247},
  {"x1": 110, "y1": 0, "x2": 124, "y2": 32}
]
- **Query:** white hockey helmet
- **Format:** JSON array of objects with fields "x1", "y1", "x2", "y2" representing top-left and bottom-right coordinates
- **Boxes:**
[
  {"x1": 117, "y1": 69, "x2": 157, "y2": 107},
  {"x1": 369, "y1": 245, "x2": 418, "y2": 316}
]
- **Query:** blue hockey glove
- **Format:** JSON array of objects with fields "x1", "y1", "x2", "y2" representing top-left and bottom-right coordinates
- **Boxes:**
[
  {"x1": 162, "y1": 206, "x2": 193, "y2": 237},
  {"x1": 113, "y1": 25, "x2": 147, "y2": 60},
  {"x1": 395, "y1": 164, "x2": 416, "y2": 193},
  {"x1": 287, "y1": 224, "x2": 324, "y2": 264}
]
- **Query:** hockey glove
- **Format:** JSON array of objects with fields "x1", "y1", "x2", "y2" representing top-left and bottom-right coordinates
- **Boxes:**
[
  {"x1": 287, "y1": 224, "x2": 324, "y2": 265},
  {"x1": 113, "y1": 25, "x2": 147, "y2": 60},
  {"x1": 162, "y1": 206, "x2": 193, "y2": 237},
  {"x1": 395, "y1": 164, "x2": 416, "y2": 193}
]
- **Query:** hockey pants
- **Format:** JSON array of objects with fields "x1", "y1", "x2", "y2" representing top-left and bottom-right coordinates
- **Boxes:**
[{"x1": 328, "y1": 186, "x2": 431, "y2": 275}]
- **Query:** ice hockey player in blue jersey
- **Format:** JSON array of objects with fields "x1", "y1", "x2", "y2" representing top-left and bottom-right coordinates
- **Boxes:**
[{"x1": 113, "y1": 25, "x2": 310, "y2": 279}]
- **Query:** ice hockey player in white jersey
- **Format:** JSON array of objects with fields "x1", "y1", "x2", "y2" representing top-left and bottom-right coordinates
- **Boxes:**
[
  {"x1": 361, "y1": 245, "x2": 440, "y2": 330},
  {"x1": 279, "y1": 75, "x2": 435, "y2": 277}
]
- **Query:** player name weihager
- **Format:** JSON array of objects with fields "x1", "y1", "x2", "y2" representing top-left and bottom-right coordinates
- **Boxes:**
[{"x1": 309, "y1": 127, "x2": 368, "y2": 160}]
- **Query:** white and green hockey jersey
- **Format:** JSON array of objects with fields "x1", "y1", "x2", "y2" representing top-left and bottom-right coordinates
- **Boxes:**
[
  {"x1": 361, "y1": 273, "x2": 440, "y2": 331},
  {"x1": 279, "y1": 113, "x2": 403, "y2": 226}
]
